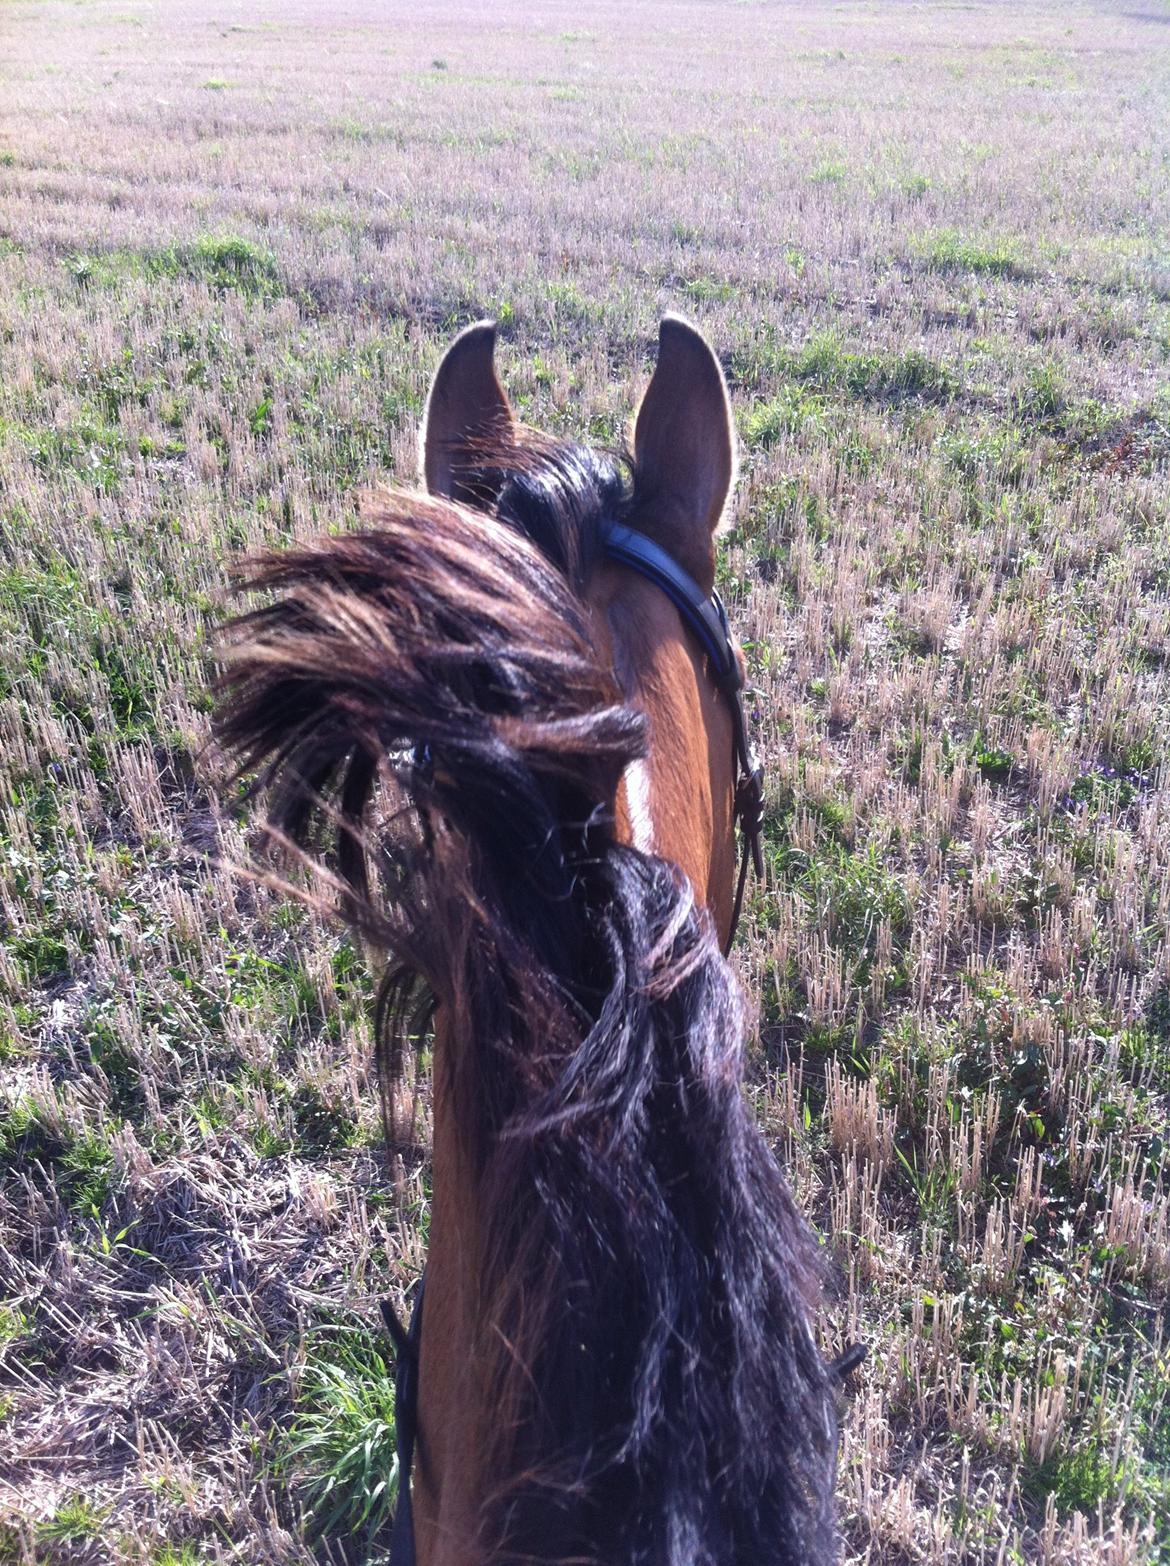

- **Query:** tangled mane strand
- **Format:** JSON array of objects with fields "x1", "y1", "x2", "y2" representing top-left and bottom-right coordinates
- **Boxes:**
[{"x1": 214, "y1": 444, "x2": 837, "y2": 1565}]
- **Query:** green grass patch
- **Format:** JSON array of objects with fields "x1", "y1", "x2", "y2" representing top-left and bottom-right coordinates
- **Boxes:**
[
  {"x1": 1013, "y1": 361, "x2": 1067, "y2": 425},
  {"x1": 21, "y1": 417, "x2": 126, "y2": 493},
  {"x1": 223, "y1": 949, "x2": 321, "y2": 1025},
  {"x1": 59, "y1": 1133, "x2": 114, "y2": 1214},
  {"x1": 742, "y1": 385, "x2": 826, "y2": 448},
  {"x1": 767, "y1": 818, "x2": 913, "y2": 1006},
  {"x1": 914, "y1": 228, "x2": 1024, "y2": 278},
  {"x1": 939, "y1": 422, "x2": 1029, "y2": 488},
  {"x1": 0, "y1": 1096, "x2": 112, "y2": 1212},
  {"x1": 0, "y1": 1304, "x2": 30, "y2": 1347},
  {"x1": 8, "y1": 930, "x2": 71, "y2": 984},
  {"x1": 83, "y1": 1009, "x2": 143, "y2": 1120},
  {"x1": 64, "y1": 234, "x2": 281, "y2": 298},
  {"x1": 793, "y1": 842, "x2": 911, "y2": 960},
  {"x1": 80, "y1": 346, "x2": 159, "y2": 416},
  {"x1": 0, "y1": 564, "x2": 162, "y2": 733},
  {"x1": 810, "y1": 158, "x2": 848, "y2": 186},
  {"x1": 37, "y1": 1496, "x2": 108, "y2": 1546},
  {"x1": 1024, "y1": 1437, "x2": 1124, "y2": 1516},
  {"x1": 800, "y1": 335, "x2": 955, "y2": 400},
  {"x1": 680, "y1": 276, "x2": 736, "y2": 304},
  {"x1": 149, "y1": 234, "x2": 281, "y2": 296},
  {"x1": 1063, "y1": 765, "x2": 1149, "y2": 817},
  {"x1": 973, "y1": 738, "x2": 1015, "y2": 780},
  {"x1": 284, "y1": 1322, "x2": 400, "y2": 1539},
  {"x1": 739, "y1": 331, "x2": 955, "y2": 407}
]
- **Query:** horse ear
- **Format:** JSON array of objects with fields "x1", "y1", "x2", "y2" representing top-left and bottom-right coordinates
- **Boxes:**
[
  {"x1": 422, "y1": 320, "x2": 514, "y2": 500},
  {"x1": 632, "y1": 315, "x2": 735, "y2": 553}
]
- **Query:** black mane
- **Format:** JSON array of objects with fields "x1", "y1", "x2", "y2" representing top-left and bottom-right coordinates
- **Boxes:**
[
  {"x1": 456, "y1": 434, "x2": 634, "y2": 591},
  {"x1": 214, "y1": 437, "x2": 838, "y2": 1565}
]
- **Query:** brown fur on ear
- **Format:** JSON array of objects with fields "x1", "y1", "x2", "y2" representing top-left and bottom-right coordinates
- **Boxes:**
[
  {"x1": 421, "y1": 320, "x2": 514, "y2": 502},
  {"x1": 630, "y1": 315, "x2": 736, "y2": 587}
]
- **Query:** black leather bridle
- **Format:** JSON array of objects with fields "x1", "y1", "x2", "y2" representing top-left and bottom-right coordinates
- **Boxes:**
[
  {"x1": 599, "y1": 521, "x2": 765, "y2": 953},
  {"x1": 383, "y1": 527, "x2": 769, "y2": 1564}
]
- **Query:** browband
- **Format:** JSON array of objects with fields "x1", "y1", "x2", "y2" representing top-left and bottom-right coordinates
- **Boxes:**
[{"x1": 599, "y1": 524, "x2": 743, "y2": 694}]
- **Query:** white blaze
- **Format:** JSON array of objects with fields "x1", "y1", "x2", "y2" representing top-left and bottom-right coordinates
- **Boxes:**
[{"x1": 622, "y1": 757, "x2": 655, "y2": 852}]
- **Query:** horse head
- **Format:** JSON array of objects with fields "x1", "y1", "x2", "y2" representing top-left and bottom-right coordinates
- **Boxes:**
[{"x1": 216, "y1": 317, "x2": 837, "y2": 1566}]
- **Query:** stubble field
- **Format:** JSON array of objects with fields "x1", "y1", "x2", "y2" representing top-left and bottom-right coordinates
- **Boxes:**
[{"x1": 1, "y1": 1, "x2": 1169, "y2": 1561}]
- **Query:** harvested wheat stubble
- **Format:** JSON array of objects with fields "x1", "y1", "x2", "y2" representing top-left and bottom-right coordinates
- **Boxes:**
[{"x1": 1, "y1": 0, "x2": 1169, "y2": 1561}]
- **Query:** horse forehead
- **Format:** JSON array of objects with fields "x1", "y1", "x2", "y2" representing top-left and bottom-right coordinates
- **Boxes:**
[
  {"x1": 585, "y1": 562, "x2": 733, "y2": 763},
  {"x1": 586, "y1": 560, "x2": 691, "y2": 691},
  {"x1": 586, "y1": 559, "x2": 727, "y2": 773},
  {"x1": 588, "y1": 558, "x2": 736, "y2": 925}
]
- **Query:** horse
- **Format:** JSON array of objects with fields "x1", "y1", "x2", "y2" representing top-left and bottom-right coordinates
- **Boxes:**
[{"x1": 214, "y1": 316, "x2": 838, "y2": 1565}]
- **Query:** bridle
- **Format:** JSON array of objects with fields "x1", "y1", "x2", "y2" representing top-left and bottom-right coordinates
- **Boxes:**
[
  {"x1": 599, "y1": 521, "x2": 765, "y2": 953},
  {"x1": 384, "y1": 525, "x2": 768, "y2": 1565}
]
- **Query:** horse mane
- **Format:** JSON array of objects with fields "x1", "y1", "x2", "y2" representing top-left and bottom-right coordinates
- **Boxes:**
[{"x1": 214, "y1": 435, "x2": 838, "y2": 1565}]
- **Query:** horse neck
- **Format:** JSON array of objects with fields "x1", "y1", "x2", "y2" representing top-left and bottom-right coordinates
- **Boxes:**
[
  {"x1": 414, "y1": 876, "x2": 728, "y2": 1564},
  {"x1": 411, "y1": 684, "x2": 733, "y2": 1563},
  {"x1": 405, "y1": 836, "x2": 835, "y2": 1566}
]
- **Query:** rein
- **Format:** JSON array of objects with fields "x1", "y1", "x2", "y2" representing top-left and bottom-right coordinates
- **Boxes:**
[
  {"x1": 599, "y1": 522, "x2": 765, "y2": 953},
  {"x1": 381, "y1": 1284, "x2": 424, "y2": 1566}
]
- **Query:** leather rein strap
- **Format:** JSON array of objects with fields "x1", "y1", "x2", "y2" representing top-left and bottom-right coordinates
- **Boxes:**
[
  {"x1": 381, "y1": 1280, "x2": 423, "y2": 1566},
  {"x1": 599, "y1": 522, "x2": 765, "y2": 953}
]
